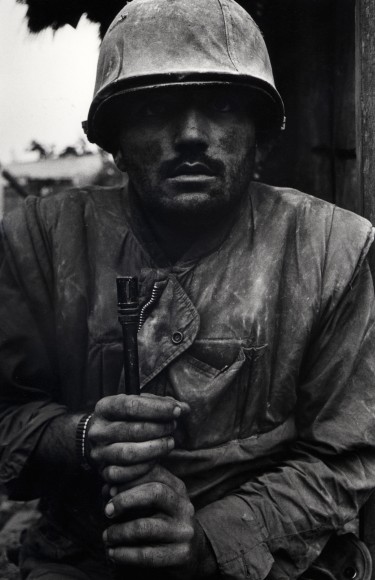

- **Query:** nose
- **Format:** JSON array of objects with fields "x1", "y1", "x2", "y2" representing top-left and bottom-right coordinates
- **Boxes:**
[{"x1": 173, "y1": 107, "x2": 209, "y2": 153}]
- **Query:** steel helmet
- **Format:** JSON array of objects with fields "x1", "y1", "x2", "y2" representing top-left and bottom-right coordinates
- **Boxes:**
[{"x1": 85, "y1": 0, "x2": 285, "y2": 152}]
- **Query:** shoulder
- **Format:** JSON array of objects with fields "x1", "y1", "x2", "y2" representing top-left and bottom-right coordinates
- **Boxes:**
[
  {"x1": 249, "y1": 182, "x2": 374, "y2": 296},
  {"x1": 249, "y1": 182, "x2": 374, "y2": 259},
  {"x1": 35, "y1": 185, "x2": 126, "y2": 228},
  {"x1": 2, "y1": 185, "x2": 128, "y2": 242}
]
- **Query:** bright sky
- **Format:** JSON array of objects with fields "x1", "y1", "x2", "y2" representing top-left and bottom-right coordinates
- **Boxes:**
[{"x1": 0, "y1": 0, "x2": 100, "y2": 163}]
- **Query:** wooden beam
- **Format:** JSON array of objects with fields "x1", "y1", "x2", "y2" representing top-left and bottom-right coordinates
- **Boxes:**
[
  {"x1": 356, "y1": 0, "x2": 375, "y2": 226},
  {"x1": 356, "y1": 1, "x2": 375, "y2": 571},
  {"x1": 260, "y1": 0, "x2": 335, "y2": 201},
  {"x1": 333, "y1": 0, "x2": 358, "y2": 214}
]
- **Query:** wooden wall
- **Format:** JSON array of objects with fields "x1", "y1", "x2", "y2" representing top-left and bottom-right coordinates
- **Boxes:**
[
  {"x1": 355, "y1": 1, "x2": 375, "y2": 569},
  {"x1": 252, "y1": 0, "x2": 375, "y2": 570},
  {"x1": 356, "y1": 0, "x2": 375, "y2": 272},
  {"x1": 253, "y1": 0, "x2": 359, "y2": 214}
]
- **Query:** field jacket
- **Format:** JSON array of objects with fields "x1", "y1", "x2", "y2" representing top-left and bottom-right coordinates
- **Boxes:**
[{"x1": 1, "y1": 182, "x2": 375, "y2": 580}]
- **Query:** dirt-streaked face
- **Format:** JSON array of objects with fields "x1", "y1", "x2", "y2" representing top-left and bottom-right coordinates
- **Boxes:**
[{"x1": 117, "y1": 86, "x2": 256, "y2": 226}]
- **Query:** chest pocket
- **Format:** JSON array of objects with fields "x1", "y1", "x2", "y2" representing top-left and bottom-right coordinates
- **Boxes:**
[{"x1": 166, "y1": 339, "x2": 272, "y2": 450}]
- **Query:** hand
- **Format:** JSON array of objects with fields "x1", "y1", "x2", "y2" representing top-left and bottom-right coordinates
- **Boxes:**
[
  {"x1": 103, "y1": 465, "x2": 215, "y2": 578},
  {"x1": 87, "y1": 394, "x2": 189, "y2": 484}
]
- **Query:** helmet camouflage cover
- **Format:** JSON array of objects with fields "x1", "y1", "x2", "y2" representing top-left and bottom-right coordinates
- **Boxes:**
[{"x1": 85, "y1": 0, "x2": 285, "y2": 152}]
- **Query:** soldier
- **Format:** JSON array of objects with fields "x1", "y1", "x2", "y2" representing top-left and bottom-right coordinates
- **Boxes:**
[{"x1": 1, "y1": 0, "x2": 375, "y2": 579}]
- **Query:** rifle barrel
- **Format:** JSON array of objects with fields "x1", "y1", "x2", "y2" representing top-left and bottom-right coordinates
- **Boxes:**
[{"x1": 116, "y1": 276, "x2": 140, "y2": 396}]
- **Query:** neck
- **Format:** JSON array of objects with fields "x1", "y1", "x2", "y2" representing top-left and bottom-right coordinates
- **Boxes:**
[{"x1": 143, "y1": 203, "x2": 241, "y2": 264}]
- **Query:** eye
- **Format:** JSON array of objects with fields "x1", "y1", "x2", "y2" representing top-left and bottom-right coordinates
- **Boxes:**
[
  {"x1": 210, "y1": 96, "x2": 236, "y2": 113},
  {"x1": 141, "y1": 99, "x2": 169, "y2": 117}
]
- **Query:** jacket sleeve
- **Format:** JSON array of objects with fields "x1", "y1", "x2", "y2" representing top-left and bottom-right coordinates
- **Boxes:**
[
  {"x1": 196, "y1": 209, "x2": 375, "y2": 580},
  {"x1": 0, "y1": 199, "x2": 67, "y2": 497}
]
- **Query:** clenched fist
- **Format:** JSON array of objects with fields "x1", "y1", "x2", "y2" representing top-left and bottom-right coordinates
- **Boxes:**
[
  {"x1": 86, "y1": 394, "x2": 189, "y2": 484},
  {"x1": 103, "y1": 465, "x2": 216, "y2": 578}
]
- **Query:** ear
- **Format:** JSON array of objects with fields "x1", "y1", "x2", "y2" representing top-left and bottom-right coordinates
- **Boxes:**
[
  {"x1": 113, "y1": 150, "x2": 127, "y2": 172},
  {"x1": 253, "y1": 131, "x2": 278, "y2": 180}
]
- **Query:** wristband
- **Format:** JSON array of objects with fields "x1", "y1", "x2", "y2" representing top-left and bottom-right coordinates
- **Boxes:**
[{"x1": 75, "y1": 413, "x2": 93, "y2": 471}]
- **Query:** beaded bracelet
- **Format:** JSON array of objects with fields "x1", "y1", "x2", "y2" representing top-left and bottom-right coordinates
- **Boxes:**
[{"x1": 75, "y1": 413, "x2": 93, "y2": 471}]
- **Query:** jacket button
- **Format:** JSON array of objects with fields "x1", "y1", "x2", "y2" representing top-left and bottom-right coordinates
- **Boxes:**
[{"x1": 172, "y1": 331, "x2": 184, "y2": 344}]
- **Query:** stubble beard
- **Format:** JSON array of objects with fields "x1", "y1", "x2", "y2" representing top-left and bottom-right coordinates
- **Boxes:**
[{"x1": 128, "y1": 146, "x2": 256, "y2": 231}]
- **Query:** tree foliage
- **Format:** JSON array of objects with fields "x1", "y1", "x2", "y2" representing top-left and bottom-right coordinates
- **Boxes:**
[{"x1": 15, "y1": 0, "x2": 266, "y2": 39}]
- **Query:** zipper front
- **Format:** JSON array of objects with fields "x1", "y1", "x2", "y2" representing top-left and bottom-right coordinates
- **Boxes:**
[{"x1": 138, "y1": 282, "x2": 162, "y2": 331}]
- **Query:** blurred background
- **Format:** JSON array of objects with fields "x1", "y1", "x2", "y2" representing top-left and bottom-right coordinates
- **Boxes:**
[
  {"x1": 0, "y1": 0, "x2": 98, "y2": 164},
  {"x1": 0, "y1": 0, "x2": 124, "y2": 218}
]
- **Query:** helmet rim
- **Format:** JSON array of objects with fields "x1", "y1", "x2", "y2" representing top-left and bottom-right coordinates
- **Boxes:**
[{"x1": 86, "y1": 74, "x2": 285, "y2": 153}]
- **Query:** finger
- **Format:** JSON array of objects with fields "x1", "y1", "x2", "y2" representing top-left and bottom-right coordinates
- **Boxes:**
[
  {"x1": 102, "y1": 462, "x2": 156, "y2": 484},
  {"x1": 142, "y1": 394, "x2": 191, "y2": 416},
  {"x1": 104, "y1": 517, "x2": 194, "y2": 546},
  {"x1": 107, "y1": 544, "x2": 191, "y2": 568},
  {"x1": 95, "y1": 395, "x2": 184, "y2": 421},
  {"x1": 102, "y1": 484, "x2": 111, "y2": 499},
  {"x1": 89, "y1": 419, "x2": 177, "y2": 445},
  {"x1": 91, "y1": 437, "x2": 175, "y2": 467},
  {"x1": 108, "y1": 464, "x2": 187, "y2": 496},
  {"x1": 105, "y1": 482, "x2": 194, "y2": 519}
]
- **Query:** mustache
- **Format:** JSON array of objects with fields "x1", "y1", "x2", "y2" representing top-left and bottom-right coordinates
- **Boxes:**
[{"x1": 160, "y1": 155, "x2": 225, "y2": 179}]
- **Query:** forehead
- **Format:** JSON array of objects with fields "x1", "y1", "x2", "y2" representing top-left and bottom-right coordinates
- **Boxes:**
[{"x1": 124, "y1": 84, "x2": 249, "y2": 108}]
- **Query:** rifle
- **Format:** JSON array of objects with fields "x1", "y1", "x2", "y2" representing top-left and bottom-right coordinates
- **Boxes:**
[
  {"x1": 116, "y1": 276, "x2": 140, "y2": 395},
  {"x1": 110, "y1": 277, "x2": 141, "y2": 578}
]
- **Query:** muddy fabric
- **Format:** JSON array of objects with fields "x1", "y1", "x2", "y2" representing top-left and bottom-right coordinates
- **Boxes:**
[{"x1": 1, "y1": 182, "x2": 375, "y2": 580}]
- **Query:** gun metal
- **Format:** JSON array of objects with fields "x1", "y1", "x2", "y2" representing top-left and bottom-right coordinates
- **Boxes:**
[{"x1": 116, "y1": 276, "x2": 140, "y2": 396}]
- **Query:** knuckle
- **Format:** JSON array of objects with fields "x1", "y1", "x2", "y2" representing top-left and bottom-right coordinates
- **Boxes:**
[
  {"x1": 175, "y1": 478, "x2": 187, "y2": 495},
  {"x1": 185, "y1": 502, "x2": 195, "y2": 518},
  {"x1": 161, "y1": 425, "x2": 171, "y2": 438},
  {"x1": 95, "y1": 397, "x2": 109, "y2": 415},
  {"x1": 135, "y1": 462, "x2": 156, "y2": 481},
  {"x1": 152, "y1": 482, "x2": 166, "y2": 499},
  {"x1": 179, "y1": 543, "x2": 192, "y2": 563},
  {"x1": 108, "y1": 465, "x2": 119, "y2": 480},
  {"x1": 105, "y1": 526, "x2": 115, "y2": 544},
  {"x1": 116, "y1": 422, "x2": 131, "y2": 442},
  {"x1": 87, "y1": 422, "x2": 101, "y2": 443},
  {"x1": 147, "y1": 548, "x2": 165, "y2": 567},
  {"x1": 103, "y1": 465, "x2": 120, "y2": 482},
  {"x1": 112, "y1": 493, "x2": 125, "y2": 512},
  {"x1": 175, "y1": 523, "x2": 193, "y2": 541},
  {"x1": 116, "y1": 446, "x2": 128, "y2": 465},
  {"x1": 184, "y1": 523, "x2": 195, "y2": 541},
  {"x1": 126, "y1": 396, "x2": 141, "y2": 416},
  {"x1": 127, "y1": 463, "x2": 147, "y2": 480},
  {"x1": 123, "y1": 445, "x2": 136, "y2": 463},
  {"x1": 89, "y1": 447, "x2": 100, "y2": 463},
  {"x1": 94, "y1": 400, "x2": 103, "y2": 415},
  {"x1": 177, "y1": 497, "x2": 194, "y2": 518},
  {"x1": 131, "y1": 422, "x2": 144, "y2": 440},
  {"x1": 137, "y1": 547, "x2": 151, "y2": 567},
  {"x1": 134, "y1": 519, "x2": 151, "y2": 538},
  {"x1": 113, "y1": 524, "x2": 125, "y2": 544},
  {"x1": 116, "y1": 394, "x2": 127, "y2": 406},
  {"x1": 175, "y1": 496, "x2": 185, "y2": 511}
]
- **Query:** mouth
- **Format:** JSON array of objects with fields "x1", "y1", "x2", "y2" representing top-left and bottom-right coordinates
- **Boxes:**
[{"x1": 168, "y1": 162, "x2": 216, "y2": 178}]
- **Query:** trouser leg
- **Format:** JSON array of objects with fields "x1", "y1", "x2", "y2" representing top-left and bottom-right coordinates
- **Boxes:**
[
  {"x1": 22, "y1": 554, "x2": 111, "y2": 580},
  {"x1": 26, "y1": 562, "x2": 92, "y2": 579}
]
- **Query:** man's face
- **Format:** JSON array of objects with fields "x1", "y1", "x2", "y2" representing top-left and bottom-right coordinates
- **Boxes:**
[{"x1": 117, "y1": 86, "x2": 256, "y2": 225}]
